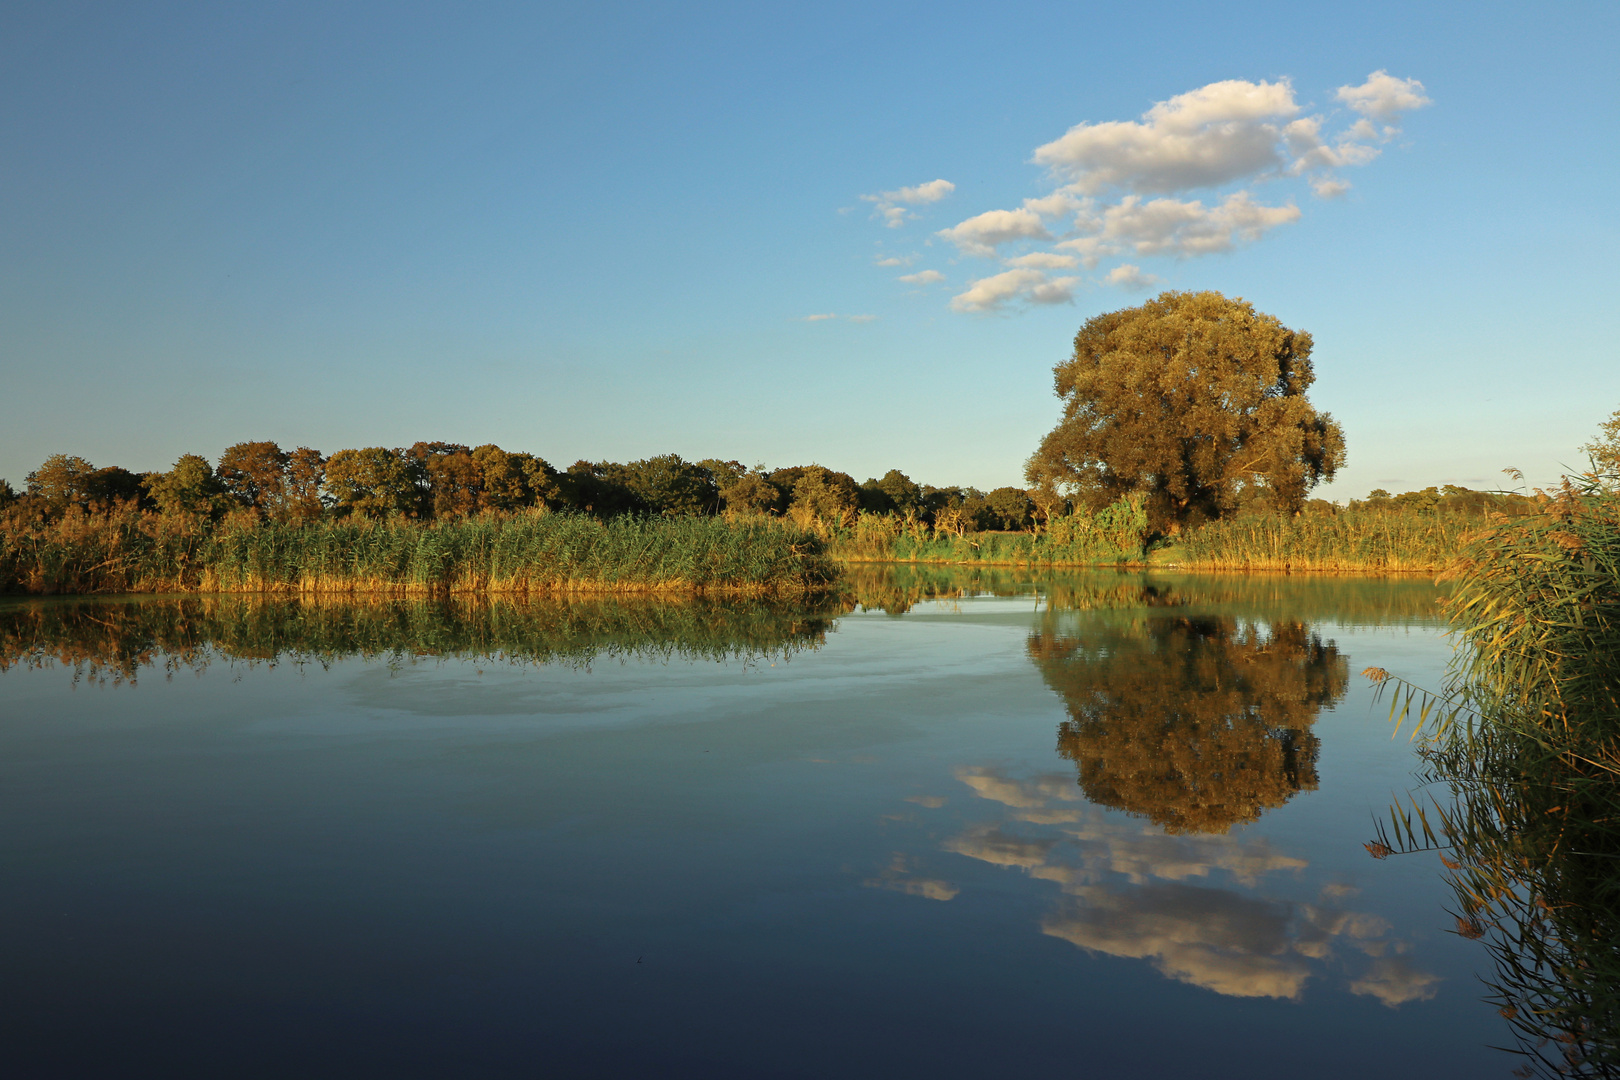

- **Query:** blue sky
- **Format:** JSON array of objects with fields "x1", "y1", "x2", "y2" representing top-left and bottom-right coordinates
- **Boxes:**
[{"x1": 3, "y1": 0, "x2": 1617, "y2": 498}]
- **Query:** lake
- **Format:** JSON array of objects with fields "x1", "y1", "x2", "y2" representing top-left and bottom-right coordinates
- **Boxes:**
[{"x1": 0, "y1": 569, "x2": 1515, "y2": 1078}]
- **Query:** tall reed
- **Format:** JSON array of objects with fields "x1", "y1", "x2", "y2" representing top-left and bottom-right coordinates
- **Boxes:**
[
  {"x1": 0, "y1": 505, "x2": 837, "y2": 598},
  {"x1": 829, "y1": 495, "x2": 1150, "y2": 566},
  {"x1": 1165, "y1": 508, "x2": 1485, "y2": 572},
  {"x1": 1365, "y1": 481, "x2": 1620, "y2": 1077}
]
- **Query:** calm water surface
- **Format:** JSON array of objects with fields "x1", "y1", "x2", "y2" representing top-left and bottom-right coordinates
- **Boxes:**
[{"x1": 0, "y1": 570, "x2": 1512, "y2": 1078}]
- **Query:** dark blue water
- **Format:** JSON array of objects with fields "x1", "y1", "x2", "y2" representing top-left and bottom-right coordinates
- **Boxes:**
[{"x1": 0, "y1": 575, "x2": 1510, "y2": 1078}]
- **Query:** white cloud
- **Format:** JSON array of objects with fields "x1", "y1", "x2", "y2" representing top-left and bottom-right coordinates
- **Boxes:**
[
  {"x1": 1348, "y1": 957, "x2": 1442, "y2": 1007},
  {"x1": 1104, "y1": 264, "x2": 1160, "y2": 291},
  {"x1": 874, "y1": 254, "x2": 918, "y2": 267},
  {"x1": 846, "y1": 314, "x2": 877, "y2": 323},
  {"x1": 862, "y1": 178, "x2": 956, "y2": 228},
  {"x1": 899, "y1": 269, "x2": 946, "y2": 284},
  {"x1": 1022, "y1": 191, "x2": 1086, "y2": 218},
  {"x1": 800, "y1": 313, "x2": 837, "y2": 321},
  {"x1": 1336, "y1": 71, "x2": 1432, "y2": 123},
  {"x1": 936, "y1": 207, "x2": 1052, "y2": 257},
  {"x1": 949, "y1": 268, "x2": 1079, "y2": 313},
  {"x1": 1059, "y1": 191, "x2": 1300, "y2": 264},
  {"x1": 864, "y1": 73, "x2": 1426, "y2": 316},
  {"x1": 1005, "y1": 252, "x2": 1078, "y2": 269},
  {"x1": 1033, "y1": 78, "x2": 1301, "y2": 195}
]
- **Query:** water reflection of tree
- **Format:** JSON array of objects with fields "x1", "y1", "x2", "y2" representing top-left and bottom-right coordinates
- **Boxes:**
[{"x1": 1030, "y1": 616, "x2": 1349, "y2": 834}]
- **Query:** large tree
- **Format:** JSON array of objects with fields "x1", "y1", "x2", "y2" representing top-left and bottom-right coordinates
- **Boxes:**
[{"x1": 1026, "y1": 291, "x2": 1345, "y2": 529}]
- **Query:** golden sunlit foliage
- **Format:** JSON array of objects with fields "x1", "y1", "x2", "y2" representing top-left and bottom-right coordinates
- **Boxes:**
[
  {"x1": 1026, "y1": 291, "x2": 1345, "y2": 531},
  {"x1": 1031, "y1": 614, "x2": 1348, "y2": 833}
]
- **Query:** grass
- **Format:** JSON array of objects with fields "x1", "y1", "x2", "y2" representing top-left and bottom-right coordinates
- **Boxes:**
[
  {"x1": 0, "y1": 504, "x2": 837, "y2": 598},
  {"x1": 1364, "y1": 481, "x2": 1620, "y2": 1077}
]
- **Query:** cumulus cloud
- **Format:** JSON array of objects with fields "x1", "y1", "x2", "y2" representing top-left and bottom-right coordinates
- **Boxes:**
[
  {"x1": 1058, "y1": 191, "x2": 1300, "y2": 265},
  {"x1": 862, "y1": 178, "x2": 956, "y2": 228},
  {"x1": 1033, "y1": 78, "x2": 1302, "y2": 195},
  {"x1": 936, "y1": 208, "x2": 1052, "y2": 257},
  {"x1": 800, "y1": 313, "x2": 837, "y2": 321},
  {"x1": 1349, "y1": 958, "x2": 1442, "y2": 1007},
  {"x1": 1336, "y1": 71, "x2": 1432, "y2": 123},
  {"x1": 874, "y1": 254, "x2": 918, "y2": 268},
  {"x1": 949, "y1": 268, "x2": 1079, "y2": 313},
  {"x1": 1005, "y1": 252, "x2": 1078, "y2": 269},
  {"x1": 899, "y1": 269, "x2": 946, "y2": 284},
  {"x1": 1104, "y1": 264, "x2": 1160, "y2": 291},
  {"x1": 866, "y1": 72, "x2": 1426, "y2": 315}
]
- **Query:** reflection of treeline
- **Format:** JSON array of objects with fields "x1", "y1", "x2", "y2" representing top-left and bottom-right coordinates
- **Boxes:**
[
  {"x1": 1162, "y1": 485, "x2": 1538, "y2": 572},
  {"x1": 1031, "y1": 616, "x2": 1349, "y2": 834},
  {"x1": 0, "y1": 593, "x2": 851, "y2": 684},
  {"x1": 1367, "y1": 481, "x2": 1620, "y2": 1076},
  {"x1": 0, "y1": 510, "x2": 835, "y2": 597}
]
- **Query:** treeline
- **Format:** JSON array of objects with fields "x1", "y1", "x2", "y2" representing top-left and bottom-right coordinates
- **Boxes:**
[{"x1": 0, "y1": 442, "x2": 1046, "y2": 533}]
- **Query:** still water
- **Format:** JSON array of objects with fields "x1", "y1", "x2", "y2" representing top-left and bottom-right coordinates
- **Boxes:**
[{"x1": 0, "y1": 570, "x2": 1511, "y2": 1078}]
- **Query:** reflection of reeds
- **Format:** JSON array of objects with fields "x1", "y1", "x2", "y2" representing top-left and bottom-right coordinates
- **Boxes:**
[
  {"x1": 0, "y1": 507, "x2": 837, "y2": 597},
  {"x1": 1367, "y1": 482, "x2": 1620, "y2": 1077},
  {"x1": 0, "y1": 592, "x2": 852, "y2": 684},
  {"x1": 838, "y1": 564, "x2": 1445, "y2": 626}
]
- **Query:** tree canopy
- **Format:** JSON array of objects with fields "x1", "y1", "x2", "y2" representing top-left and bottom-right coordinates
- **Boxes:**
[{"x1": 1025, "y1": 291, "x2": 1346, "y2": 530}]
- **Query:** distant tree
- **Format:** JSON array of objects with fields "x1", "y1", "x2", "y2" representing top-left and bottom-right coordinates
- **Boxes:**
[
  {"x1": 25, "y1": 454, "x2": 99, "y2": 511},
  {"x1": 284, "y1": 447, "x2": 327, "y2": 521},
  {"x1": 621, "y1": 454, "x2": 717, "y2": 516},
  {"x1": 143, "y1": 454, "x2": 229, "y2": 517},
  {"x1": 876, "y1": 469, "x2": 924, "y2": 517},
  {"x1": 471, "y1": 445, "x2": 534, "y2": 511},
  {"x1": 558, "y1": 461, "x2": 646, "y2": 517},
  {"x1": 983, "y1": 486, "x2": 1035, "y2": 531},
  {"x1": 785, "y1": 466, "x2": 860, "y2": 527},
  {"x1": 1583, "y1": 405, "x2": 1620, "y2": 488},
  {"x1": 217, "y1": 442, "x2": 290, "y2": 514},
  {"x1": 857, "y1": 478, "x2": 895, "y2": 515},
  {"x1": 84, "y1": 466, "x2": 146, "y2": 507},
  {"x1": 0, "y1": 479, "x2": 14, "y2": 509},
  {"x1": 718, "y1": 470, "x2": 780, "y2": 515},
  {"x1": 324, "y1": 448, "x2": 418, "y2": 518},
  {"x1": 1025, "y1": 291, "x2": 1346, "y2": 531},
  {"x1": 1028, "y1": 486, "x2": 1070, "y2": 531},
  {"x1": 696, "y1": 459, "x2": 745, "y2": 514}
]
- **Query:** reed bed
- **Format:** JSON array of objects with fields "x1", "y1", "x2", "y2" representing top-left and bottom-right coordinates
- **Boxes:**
[
  {"x1": 0, "y1": 591, "x2": 851, "y2": 683},
  {"x1": 829, "y1": 496, "x2": 1150, "y2": 567},
  {"x1": 1365, "y1": 483, "x2": 1620, "y2": 1077},
  {"x1": 1162, "y1": 508, "x2": 1485, "y2": 572},
  {"x1": 0, "y1": 505, "x2": 837, "y2": 597}
]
